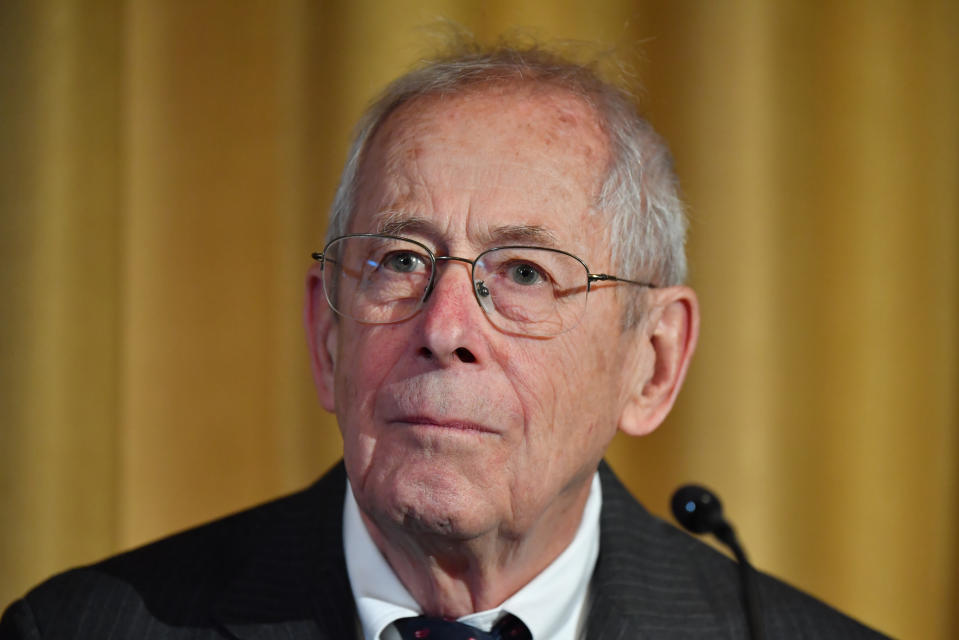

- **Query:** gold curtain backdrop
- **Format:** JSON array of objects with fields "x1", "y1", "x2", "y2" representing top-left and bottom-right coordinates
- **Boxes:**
[{"x1": 1, "y1": 2, "x2": 956, "y2": 638}]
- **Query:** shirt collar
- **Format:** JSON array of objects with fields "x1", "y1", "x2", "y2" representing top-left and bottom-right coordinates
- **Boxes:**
[{"x1": 343, "y1": 473, "x2": 602, "y2": 640}]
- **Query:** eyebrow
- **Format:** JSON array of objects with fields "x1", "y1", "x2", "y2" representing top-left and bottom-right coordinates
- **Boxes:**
[
  {"x1": 487, "y1": 224, "x2": 559, "y2": 247},
  {"x1": 375, "y1": 213, "x2": 560, "y2": 248},
  {"x1": 376, "y1": 214, "x2": 433, "y2": 237}
]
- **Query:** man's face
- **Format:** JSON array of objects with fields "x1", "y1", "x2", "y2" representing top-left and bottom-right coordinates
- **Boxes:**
[{"x1": 315, "y1": 86, "x2": 649, "y2": 543}]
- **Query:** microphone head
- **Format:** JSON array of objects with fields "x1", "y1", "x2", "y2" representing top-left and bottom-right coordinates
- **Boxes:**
[{"x1": 671, "y1": 484, "x2": 726, "y2": 535}]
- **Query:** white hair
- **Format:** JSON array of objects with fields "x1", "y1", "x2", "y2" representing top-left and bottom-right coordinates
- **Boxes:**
[{"x1": 326, "y1": 43, "x2": 688, "y2": 290}]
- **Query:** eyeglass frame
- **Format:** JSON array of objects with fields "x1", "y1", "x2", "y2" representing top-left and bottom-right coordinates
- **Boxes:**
[{"x1": 311, "y1": 233, "x2": 656, "y2": 334}]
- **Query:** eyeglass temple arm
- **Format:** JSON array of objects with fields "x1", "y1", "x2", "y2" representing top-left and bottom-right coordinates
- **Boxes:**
[{"x1": 588, "y1": 273, "x2": 656, "y2": 288}]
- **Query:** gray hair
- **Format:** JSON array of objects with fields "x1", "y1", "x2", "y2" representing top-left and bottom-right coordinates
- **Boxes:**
[{"x1": 326, "y1": 43, "x2": 688, "y2": 289}]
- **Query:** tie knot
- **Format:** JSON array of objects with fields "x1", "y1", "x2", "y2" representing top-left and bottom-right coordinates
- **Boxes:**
[{"x1": 394, "y1": 613, "x2": 531, "y2": 640}]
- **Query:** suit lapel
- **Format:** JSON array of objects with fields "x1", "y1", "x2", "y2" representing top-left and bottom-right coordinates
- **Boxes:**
[
  {"x1": 583, "y1": 462, "x2": 655, "y2": 639},
  {"x1": 583, "y1": 462, "x2": 737, "y2": 639},
  {"x1": 213, "y1": 463, "x2": 357, "y2": 640}
]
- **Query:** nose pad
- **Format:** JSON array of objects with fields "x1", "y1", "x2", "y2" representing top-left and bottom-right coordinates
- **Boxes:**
[{"x1": 474, "y1": 280, "x2": 494, "y2": 313}]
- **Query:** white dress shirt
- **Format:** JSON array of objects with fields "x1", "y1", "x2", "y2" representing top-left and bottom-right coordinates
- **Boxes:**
[{"x1": 343, "y1": 473, "x2": 602, "y2": 640}]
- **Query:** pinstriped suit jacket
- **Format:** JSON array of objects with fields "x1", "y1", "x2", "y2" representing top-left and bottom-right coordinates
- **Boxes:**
[{"x1": 0, "y1": 462, "x2": 888, "y2": 639}]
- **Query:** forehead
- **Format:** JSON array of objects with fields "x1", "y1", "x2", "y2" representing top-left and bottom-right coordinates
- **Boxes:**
[{"x1": 352, "y1": 84, "x2": 611, "y2": 251}]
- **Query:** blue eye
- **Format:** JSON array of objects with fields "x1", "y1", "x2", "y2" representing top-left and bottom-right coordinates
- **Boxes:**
[
  {"x1": 382, "y1": 251, "x2": 426, "y2": 273},
  {"x1": 508, "y1": 262, "x2": 545, "y2": 285}
]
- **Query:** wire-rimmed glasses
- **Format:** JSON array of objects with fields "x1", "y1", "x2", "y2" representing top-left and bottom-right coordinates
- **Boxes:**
[{"x1": 311, "y1": 234, "x2": 654, "y2": 338}]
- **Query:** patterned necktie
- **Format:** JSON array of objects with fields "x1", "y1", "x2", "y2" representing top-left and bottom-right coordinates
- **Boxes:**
[{"x1": 393, "y1": 613, "x2": 532, "y2": 640}]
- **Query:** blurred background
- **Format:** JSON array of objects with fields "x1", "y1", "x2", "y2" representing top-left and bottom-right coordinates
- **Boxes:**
[{"x1": 1, "y1": 1, "x2": 956, "y2": 637}]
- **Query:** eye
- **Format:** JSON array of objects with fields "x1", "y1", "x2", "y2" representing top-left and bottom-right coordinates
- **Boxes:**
[
  {"x1": 506, "y1": 261, "x2": 547, "y2": 286},
  {"x1": 381, "y1": 251, "x2": 427, "y2": 273}
]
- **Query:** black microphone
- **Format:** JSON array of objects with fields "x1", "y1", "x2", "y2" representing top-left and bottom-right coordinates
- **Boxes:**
[{"x1": 672, "y1": 485, "x2": 765, "y2": 640}]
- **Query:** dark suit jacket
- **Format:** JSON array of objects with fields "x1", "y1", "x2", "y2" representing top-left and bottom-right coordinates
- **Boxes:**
[{"x1": 1, "y1": 462, "x2": 888, "y2": 639}]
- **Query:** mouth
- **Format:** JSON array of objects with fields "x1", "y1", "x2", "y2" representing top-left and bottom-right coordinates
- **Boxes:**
[{"x1": 393, "y1": 415, "x2": 498, "y2": 435}]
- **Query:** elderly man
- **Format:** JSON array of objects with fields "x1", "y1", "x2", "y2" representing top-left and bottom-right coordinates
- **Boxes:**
[{"x1": 1, "y1": 44, "x2": 886, "y2": 639}]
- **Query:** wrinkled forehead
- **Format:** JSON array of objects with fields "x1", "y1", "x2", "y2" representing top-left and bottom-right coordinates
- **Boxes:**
[{"x1": 351, "y1": 84, "x2": 612, "y2": 243}]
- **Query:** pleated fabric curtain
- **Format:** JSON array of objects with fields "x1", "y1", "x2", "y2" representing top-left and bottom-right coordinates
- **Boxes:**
[{"x1": 1, "y1": 2, "x2": 956, "y2": 638}]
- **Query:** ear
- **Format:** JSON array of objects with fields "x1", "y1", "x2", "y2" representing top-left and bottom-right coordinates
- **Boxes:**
[
  {"x1": 618, "y1": 285, "x2": 699, "y2": 437},
  {"x1": 304, "y1": 263, "x2": 338, "y2": 412}
]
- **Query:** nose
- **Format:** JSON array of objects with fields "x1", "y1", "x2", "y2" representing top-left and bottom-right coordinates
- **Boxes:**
[{"x1": 415, "y1": 259, "x2": 486, "y2": 365}]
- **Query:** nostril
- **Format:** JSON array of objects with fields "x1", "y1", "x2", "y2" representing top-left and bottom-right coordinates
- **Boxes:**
[
  {"x1": 418, "y1": 347, "x2": 433, "y2": 359},
  {"x1": 454, "y1": 347, "x2": 476, "y2": 363}
]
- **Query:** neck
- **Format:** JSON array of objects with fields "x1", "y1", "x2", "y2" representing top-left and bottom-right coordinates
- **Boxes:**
[{"x1": 359, "y1": 481, "x2": 592, "y2": 618}]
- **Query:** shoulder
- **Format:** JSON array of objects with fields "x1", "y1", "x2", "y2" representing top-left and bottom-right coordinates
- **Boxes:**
[
  {"x1": 0, "y1": 463, "x2": 349, "y2": 639},
  {"x1": 591, "y1": 462, "x2": 890, "y2": 638}
]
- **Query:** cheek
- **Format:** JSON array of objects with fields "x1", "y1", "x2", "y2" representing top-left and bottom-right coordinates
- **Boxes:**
[
  {"x1": 503, "y1": 337, "x2": 610, "y2": 447},
  {"x1": 335, "y1": 325, "x2": 406, "y2": 423},
  {"x1": 334, "y1": 325, "x2": 415, "y2": 486},
  {"x1": 549, "y1": 331, "x2": 624, "y2": 436}
]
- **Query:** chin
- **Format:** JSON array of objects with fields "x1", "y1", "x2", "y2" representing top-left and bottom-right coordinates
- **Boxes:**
[{"x1": 374, "y1": 464, "x2": 498, "y2": 540}]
